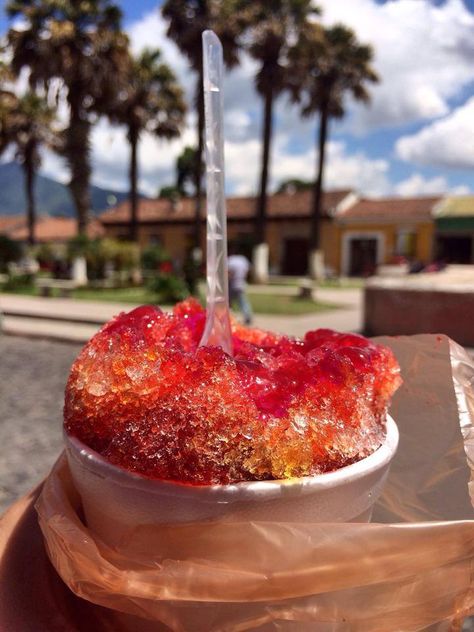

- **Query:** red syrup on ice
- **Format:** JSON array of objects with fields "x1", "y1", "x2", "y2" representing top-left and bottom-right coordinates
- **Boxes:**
[{"x1": 64, "y1": 299, "x2": 401, "y2": 484}]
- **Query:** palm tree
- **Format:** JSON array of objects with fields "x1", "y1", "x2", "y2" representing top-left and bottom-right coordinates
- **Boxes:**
[
  {"x1": 161, "y1": 0, "x2": 242, "y2": 251},
  {"x1": 7, "y1": 0, "x2": 129, "y2": 235},
  {"x1": 240, "y1": 1, "x2": 319, "y2": 251},
  {"x1": 176, "y1": 146, "x2": 200, "y2": 197},
  {"x1": 0, "y1": 90, "x2": 58, "y2": 245},
  {"x1": 111, "y1": 49, "x2": 186, "y2": 241},
  {"x1": 289, "y1": 24, "x2": 378, "y2": 278}
]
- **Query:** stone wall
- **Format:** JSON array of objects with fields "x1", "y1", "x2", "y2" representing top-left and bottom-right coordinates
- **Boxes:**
[{"x1": 364, "y1": 273, "x2": 474, "y2": 347}]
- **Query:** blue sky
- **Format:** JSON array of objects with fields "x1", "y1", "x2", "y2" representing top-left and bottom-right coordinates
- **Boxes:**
[{"x1": 2, "y1": 0, "x2": 474, "y2": 198}]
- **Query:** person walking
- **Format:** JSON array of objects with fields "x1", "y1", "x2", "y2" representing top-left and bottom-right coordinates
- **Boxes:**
[{"x1": 228, "y1": 245, "x2": 253, "y2": 325}]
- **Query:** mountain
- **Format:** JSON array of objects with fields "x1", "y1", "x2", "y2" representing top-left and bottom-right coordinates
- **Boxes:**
[{"x1": 0, "y1": 162, "x2": 129, "y2": 217}]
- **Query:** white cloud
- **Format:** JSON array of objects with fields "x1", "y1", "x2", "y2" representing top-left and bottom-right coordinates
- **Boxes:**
[
  {"x1": 127, "y1": 10, "x2": 192, "y2": 97},
  {"x1": 81, "y1": 8, "x2": 392, "y2": 197},
  {"x1": 40, "y1": 150, "x2": 69, "y2": 185},
  {"x1": 224, "y1": 137, "x2": 390, "y2": 197},
  {"x1": 394, "y1": 173, "x2": 469, "y2": 197},
  {"x1": 319, "y1": 0, "x2": 474, "y2": 130},
  {"x1": 323, "y1": 141, "x2": 390, "y2": 196},
  {"x1": 395, "y1": 97, "x2": 474, "y2": 169},
  {"x1": 20, "y1": 2, "x2": 473, "y2": 200}
]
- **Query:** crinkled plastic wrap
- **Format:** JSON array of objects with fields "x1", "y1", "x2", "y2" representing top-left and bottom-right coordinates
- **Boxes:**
[{"x1": 35, "y1": 335, "x2": 474, "y2": 631}]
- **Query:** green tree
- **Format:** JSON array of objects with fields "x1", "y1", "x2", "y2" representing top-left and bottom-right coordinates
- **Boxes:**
[
  {"x1": 111, "y1": 48, "x2": 186, "y2": 241},
  {"x1": 240, "y1": 1, "x2": 319, "y2": 246},
  {"x1": 176, "y1": 146, "x2": 201, "y2": 197},
  {"x1": 289, "y1": 24, "x2": 378, "y2": 277},
  {"x1": 7, "y1": 0, "x2": 129, "y2": 235},
  {"x1": 158, "y1": 185, "x2": 180, "y2": 200},
  {"x1": 161, "y1": 0, "x2": 242, "y2": 250},
  {"x1": 277, "y1": 178, "x2": 312, "y2": 194},
  {"x1": 0, "y1": 89, "x2": 58, "y2": 245}
]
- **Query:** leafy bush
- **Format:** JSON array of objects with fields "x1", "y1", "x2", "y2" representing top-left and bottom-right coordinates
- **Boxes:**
[
  {"x1": 141, "y1": 244, "x2": 169, "y2": 271},
  {"x1": 2, "y1": 273, "x2": 35, "y2": 291},
  {"x1": 147, "y1": 272, "x2": 189, "y2": 304},
  {"x1": 100, "y1": 239, "x2": 140, "y2": 272},
  {"x1": 67, "y1": 234, "x2": 92, "y2": 259},
  {"x1": 0, "y1": 235, "x2": 22, "y2": 272},
  {"x1": 30, "y1": 243, "x2": 58, "y2": 269},
  {"x1": 67, "y1": 237, "x2": 139, "y2": 280}
]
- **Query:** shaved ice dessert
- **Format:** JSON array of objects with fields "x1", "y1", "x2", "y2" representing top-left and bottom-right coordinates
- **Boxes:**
[{"x1": 64, "y1": 298, "x2": 401, "y2": 485}]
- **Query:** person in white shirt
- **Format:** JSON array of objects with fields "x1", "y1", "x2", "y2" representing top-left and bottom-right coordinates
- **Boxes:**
[{"x1": 228, "y1": 245, "x2": 253, "y2": 325}]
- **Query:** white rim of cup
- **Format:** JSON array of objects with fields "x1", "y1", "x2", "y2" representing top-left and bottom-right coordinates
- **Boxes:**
[{"x1": 64, "y1": 415, "x2": 398, "y2": 504}]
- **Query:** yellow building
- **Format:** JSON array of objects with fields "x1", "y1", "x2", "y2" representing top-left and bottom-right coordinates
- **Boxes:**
[
  {"x1": 100, "y1": 191, "x2": 440, "y2": 276},
  {"x1": 333, "y1": 196, "x2": 439, "y2": 276}
]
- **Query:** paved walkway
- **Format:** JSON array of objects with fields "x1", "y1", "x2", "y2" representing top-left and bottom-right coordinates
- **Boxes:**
[
  {"x1": 0, "y1": 337, "x2": 80, "y2": 513},
  {"x1": 0, "y1": 288, "x2": 363, "y2": 342}
]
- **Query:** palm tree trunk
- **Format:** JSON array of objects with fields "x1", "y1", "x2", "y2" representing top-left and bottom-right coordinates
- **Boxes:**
[
  {"x1": 310, "y1": 102, "x2": 329, "y2": 251},
  {"x1": 194, "y1": 69, "x2": 204, "y2": 252},
  {"x1": 128, "y1": 126, "x2": 139, "y2": 242},
  {"x1": 24, "y1": 143, "x2": 36, "y2": 246},
  {"x1": 66, "y1": 96, "x2": 92, "y2": 236},
  {"x1": 256, "y1": 86, "x2": 274, "y2": 245}
]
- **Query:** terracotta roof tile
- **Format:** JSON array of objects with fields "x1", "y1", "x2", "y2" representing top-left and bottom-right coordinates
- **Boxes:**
[
  {"x1": 0, "y1": 215, "x2": 25, "y2": 234},
  {"x1": 339, "y1": 196, "x2": 442, "y2": 221},
  {"x1": 100, "y1": 190, "x2": 353, "y2": 224},
  {"x1": 5, "y1": 216, "x2": 104, "y2": 241}
]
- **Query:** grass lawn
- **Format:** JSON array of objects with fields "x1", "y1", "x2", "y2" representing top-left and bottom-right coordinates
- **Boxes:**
[
  {"x1": 72, "y1": 286, "x2": 157, "y2": 303},
  {"x1": 73, "y1": 287, "x2": 340, "y2": 315},
  {"x1": 265, "y1": 277, "x2": 365, "y2": 289},
  {"x1": 247, "y1": 293, "x2": 339, "y2": 315},
  {"x1": 1, "y1": 284, "x2": 340, "y2": 316}
]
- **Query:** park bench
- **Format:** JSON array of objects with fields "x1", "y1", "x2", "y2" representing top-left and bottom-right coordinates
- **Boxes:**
[{"x1": 36, "y1": 278, "x2": 78, "y2": 298}]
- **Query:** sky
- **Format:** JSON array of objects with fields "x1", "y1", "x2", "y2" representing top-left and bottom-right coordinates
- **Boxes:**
[{"x1": 1, "y1": 0, "x2": 474, "y2": 199}]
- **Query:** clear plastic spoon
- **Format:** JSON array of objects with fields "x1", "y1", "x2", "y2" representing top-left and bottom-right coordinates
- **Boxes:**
[{"x1": 198, "y1": 30, "x2": 233, "y2": 356}]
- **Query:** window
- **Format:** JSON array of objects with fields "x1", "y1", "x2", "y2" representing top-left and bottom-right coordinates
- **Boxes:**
[
  {"x1": 396, "y1": 230, "x2": 417, "y2": 258},
  {"x1": 149, "y1": 234, "x2": 163, "y2": 246}
]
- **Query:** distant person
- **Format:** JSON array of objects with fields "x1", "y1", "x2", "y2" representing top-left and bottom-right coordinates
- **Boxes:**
[{"x1": 228, "y1": 245, "x2": 253, "y2": 325}]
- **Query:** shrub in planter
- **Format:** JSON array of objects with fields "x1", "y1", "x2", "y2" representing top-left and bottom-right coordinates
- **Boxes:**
[
  {"x1": 141, "y1": 245, "x2": 169, "y2": 271},
  {"x1": 31, "y1": 243, "x2": 63, "y2": 271},
  {"x1": 67, "y1": 237, "x2": 139, "y2": 282},
  {"x1": 0, "y1": 236, "x2": 22, "y2": 272},
  {"x1": 147, "y1": 272, "x2": 189, "y2": 304},
  {"x1": 100, "y1": 239, "x2": 139, "y2": 274},
  {"x1": 2, "y1": 273, "x2": 35, "y2": 292}
]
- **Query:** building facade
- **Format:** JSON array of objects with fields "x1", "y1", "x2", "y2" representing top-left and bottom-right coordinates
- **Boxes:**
[
  {"x1": 100, "y1": 190, "x2": 442, "y2": 276},
  {"x1": 433, "y1": 196, "x2": 474, "y2": 263},
  {"x1": 334, "y1": 196, "x2": 438, "y2": 276}
]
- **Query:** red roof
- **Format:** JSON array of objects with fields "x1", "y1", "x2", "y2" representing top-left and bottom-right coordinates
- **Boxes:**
[
  {"x1": 339, "y1": 196, "x2": 441, "y2": 221},
  {"x1": 100, "y1": 190, "x2": 353, "y2": 224},
  {"x1": 1, "y1": 216, "x2": 104, "y2": 242},
  {"x1": 0, "y1": 215, "x2": 24, "y2": 235}
]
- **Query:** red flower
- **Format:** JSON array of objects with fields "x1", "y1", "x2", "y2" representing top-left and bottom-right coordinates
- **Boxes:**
[{"x1": 159, "y1": 261, "x2": 173, "y2": 274}]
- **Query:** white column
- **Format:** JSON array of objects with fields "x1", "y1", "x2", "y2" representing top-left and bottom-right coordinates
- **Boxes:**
[
  {"x1": 252, "y1": 243, "x2": 269, "y2": 284},
  {"x1": 309, "y1": 249, "x2": 325, "y2": 280},
  {"x1": 72, "y1": 256, "x2": 88, "y2": 286}
]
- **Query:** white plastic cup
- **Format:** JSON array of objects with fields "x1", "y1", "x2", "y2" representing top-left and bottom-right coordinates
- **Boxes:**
[{"x1": 64, "y1": 416, "x2": 398, "y2": 547}]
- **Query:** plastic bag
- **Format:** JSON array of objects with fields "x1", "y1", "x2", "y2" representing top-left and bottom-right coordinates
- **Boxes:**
[{"x1": 36, "y1": 335, "x2": 474, "y2": 631}]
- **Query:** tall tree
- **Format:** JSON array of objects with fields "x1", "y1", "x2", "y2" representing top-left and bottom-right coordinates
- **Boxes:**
[
  {"x1": 0, "y1": 89, "x2": 58, "y2": 245},
  {"x1": 161, "y1": 0, "x2": 242, "y2": 251},
  {"x1": 176, "y1": 146, "x2": 200, "y2": 197},
  {"x1": 7, "y1": 0, "x2": 129, "y2": 235},
  {"x1": 157, "y1": 146, "x2": 200, "y2": 200},
  {"x1": 289, "y1": 24, "x2": 378, "y2": 277},
  {"x1": 111, "y1": 49, "x2": 186, "y2": 241},
  {"x1": 240, "y1": 1, "x2": 319, "y2": 247}
]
